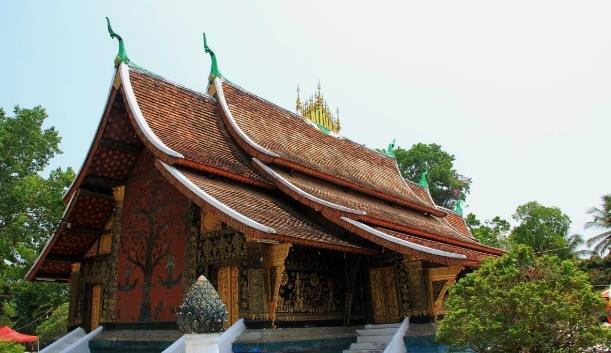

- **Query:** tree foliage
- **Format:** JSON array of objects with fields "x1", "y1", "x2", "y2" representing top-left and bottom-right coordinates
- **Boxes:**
[
  {"x1": 465, "y1": 213, "x2": 510, "y2": 248},
  {"x1": 578, "y1": 255, "x2": 611, "y2": 288},
  {"x1": 36, "y1": 302, "x2": 68, "y2": 345},
  {"x1": 437, "y1": 246, "x2": 610, "y2": 353},
  {"x1": 0, "y1": 106, "x2": 74, "y2": 333},
  {"x1": 0, "y1": 342, "x2": 25, "y2": 353},
  {"x1": 394, "y1": 143, "x2": 471, "y2": 208},
  {"x1": 508, "y1": 201, "x2": 573, "y2": 259},
  {"x1": 585, "y1": 194, "x2": 611, "y2": 256}
]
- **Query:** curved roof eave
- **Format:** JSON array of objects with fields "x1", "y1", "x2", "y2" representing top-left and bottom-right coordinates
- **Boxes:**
[
  {"x1": 253, "y1": 158, "x2": 503, "y2": 256},
  {"x1": 340, "y1": 217, "x2": 467, "y2": 259},
  {"x1": 119, "y1": 63, "x2": 184, "y2": 159},
  {"x1": 159, "y1": 161, "x2": 275, "y2": 233},
  {"x1": 252, "y1": 158, "x2": 365, "y2": 215},
  {"x1": 63, "y1": 64, "x2": 185, "y2": 203},
  {"x1": 26, "y1": 193, "x2": 77, "y2": 281},
  {"x1": 62, "y1": 70, "x2": 120, "y2": 202},
  {"x1": 157, "y1": 161, "x2": 374, "y2": 255},
  {"x1": 214, "y1": 77, "x2": 280, "y2": 158}
]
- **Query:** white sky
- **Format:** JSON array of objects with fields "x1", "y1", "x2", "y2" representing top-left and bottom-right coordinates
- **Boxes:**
[{"x1": 1, "y1": 1, "x2": 609, "y2": 246}]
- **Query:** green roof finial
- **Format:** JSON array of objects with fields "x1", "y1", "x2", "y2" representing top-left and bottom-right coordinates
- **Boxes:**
[
  {"x1": 419, "y1": 169, "x2": 429, "y2": 188},
  {"x1": 453, "y1": 199, "x2": 464, "y2": 216},
  {"x1": 384, "y1": 138, "x2": 396, "y2": 158},
  {"x1": 203, "y1": 33, "x2": 221, "y2": 78},
  {"x1": 106, "y1": 17, "x2": 129, "y2": 66}
]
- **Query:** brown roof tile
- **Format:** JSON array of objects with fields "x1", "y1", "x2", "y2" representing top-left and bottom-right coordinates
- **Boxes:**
[
  {"x1": 169, "y1": 165, "x2": 371, "y2": 254},
  {"x1": 266, "y1": 165, "x2": 474, "y2": 243},
  {"x1": 443, "y1": 211, "x2": 475, "y2": 239},
  {"x1": 129, "y1": 69, "x2": 265, "y2": 183},
  {"x1": 221, "y1": 81, "x2": 436, "y2": 209},
  {"x1": 379, "y1": 227, "x2": 493, "y2": 264}
]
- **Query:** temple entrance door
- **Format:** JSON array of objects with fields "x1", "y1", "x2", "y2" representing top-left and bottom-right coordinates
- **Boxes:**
[
  {"x1": 90, "y1": 284, "x2": 102, "y2": 330},
  {"x1": 218, "y1": 265, "x2": 239, "y2": 328},
  {"x1": 369, "y1": 266, "x2": 400, "y2": 323}
]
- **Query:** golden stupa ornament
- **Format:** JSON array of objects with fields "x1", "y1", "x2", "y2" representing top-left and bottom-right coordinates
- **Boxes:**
[{"x1": 296, "y1": 81, "x2": 341, "y2": 134}]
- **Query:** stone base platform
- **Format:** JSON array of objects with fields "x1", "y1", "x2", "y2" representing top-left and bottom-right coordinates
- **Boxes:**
[
  {"x1": 89, "y1": 329, "x2": 182, "y2": 353},
  {"x1": 232, "y1": 326, "x2": 360, "y2": 353}
]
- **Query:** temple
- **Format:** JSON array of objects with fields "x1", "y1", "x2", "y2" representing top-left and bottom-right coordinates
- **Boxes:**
[{"x1": 27, "y1": 23, "x2": 503, "y2": 352}]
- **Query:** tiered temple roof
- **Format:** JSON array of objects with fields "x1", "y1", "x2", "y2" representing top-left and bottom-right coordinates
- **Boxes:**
[{"x1": 27, "y1": 32, "x2": 503, "y2": 282}]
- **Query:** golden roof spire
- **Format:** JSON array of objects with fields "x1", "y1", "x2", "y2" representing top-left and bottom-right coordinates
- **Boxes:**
[
  {"x1": 296, "y1": 85, "x2": 302, "y2": 114},
  {"x1": 297, "y1": 81, "x2": 341, "y2": 134}
]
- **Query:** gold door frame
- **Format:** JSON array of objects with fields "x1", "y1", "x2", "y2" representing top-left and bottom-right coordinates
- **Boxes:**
[
  {"x1": 218, "y1": 265, "x2": 239, "y2": 327},
  {"x1": 90, "y1": 284, "x2": 102, "y2": 330}
]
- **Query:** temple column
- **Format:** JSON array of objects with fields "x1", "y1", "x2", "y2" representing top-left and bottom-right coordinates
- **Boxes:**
[
  {"x1": 401, "y1": 257, "x2": 429, "y2": 317},
  {"x1": 183, "y1": 203, "x2": 201, "y2": 295},
  {"x1": 344, "y1": 255, "x2": 362, "y2": 325},
  {"x1": 426, "y1": 265, "x2": 464, "y2": 321},
  {"x1": 68, "y1": 262, "x2": 81, "y2": 327},
  {"x1": 263, "y1": 243, "x2": 291, "y2": 328},
  {"x1": 106, "y1": 185, "x2": 124, "y2": 322}
]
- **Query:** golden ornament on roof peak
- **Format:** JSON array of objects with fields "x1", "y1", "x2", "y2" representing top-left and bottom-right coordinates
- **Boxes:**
[{"x1": 296, "y1": 82, "x2": 341, "y2": 133}]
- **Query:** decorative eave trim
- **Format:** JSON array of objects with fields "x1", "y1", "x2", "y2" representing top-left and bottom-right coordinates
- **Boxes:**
[
  {"x1": 270, "y1": 158, "x2": 447, "y2": 217},
  {"x1": 252, "y1": 158, "x2": 365, "y2": 215},
  {"x1": 159, "y1": 161, "x2": 276, "y2": 233},
  {"x1": 119, "y1": 63, "x2": 184, "y2": 158},
  {"x1": 173, "y1": 158, "x2": 273, "y2": 190},
  {"x1": 253, "y1": 157, "x2": 500, "y2": 255},
  {"x1": 340, "y1": 217, "x2": 466, "y2": 259},
  {"x1": 157, "y1": 161, "x2": 374, "y2": 255},
  {"x1": 214, "y1": 77, "x2": 280, "y2": 158},
  {"x1": 26, "y1": 193, "x2": 77, "y2": 281}
]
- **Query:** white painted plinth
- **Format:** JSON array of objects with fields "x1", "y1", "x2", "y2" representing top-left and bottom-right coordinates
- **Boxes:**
[{"x1": 185, "y1": 333, "x2": 221, "y2": 353}]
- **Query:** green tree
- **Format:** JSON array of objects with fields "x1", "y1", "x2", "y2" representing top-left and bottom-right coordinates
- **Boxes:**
[
  {"x1": 585, "y1": 194, "x2": 610, "y2": 256},
  {"x1": 394, "y1": 143, "x2": 471, "y2": 208},
  {"x1": 0, "y1": 342, "x2": 25, "y2": 353},
  {"x1": 437, "y1": 245, "x2": 610, "y2": 353},
  {"x1": 0, "y1": 106, "x2": 74, "y2": 333},
  {"x1": 36, "y1": 302, "x2": 68, "y2": 345},
  {"x1": 509, "y1": 201, "x2": 573, "y2": 259},
  {"x1": 578, "y1": 255, "x2": 611, "y2": 288},
  {"x1": 465, "y1": 213, "x2": 510, "y2": 248}
]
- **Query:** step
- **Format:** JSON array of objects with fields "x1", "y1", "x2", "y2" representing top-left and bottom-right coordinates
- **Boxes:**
[
  {"x1": 364, "y1": 323, "x2": 401, "y2": 329},
  {"x1": 356, "y1": 328, "x2": 397, "y2": 336},
  {"x1": 356, "y1": 334, "x2": 394, "y2": 343},
  {"x1": 67, "y1": 334, "x2": 85, "y2": 342},
  {"x1": 349, "y1": 342, "x2": 388, "y2": 350}
]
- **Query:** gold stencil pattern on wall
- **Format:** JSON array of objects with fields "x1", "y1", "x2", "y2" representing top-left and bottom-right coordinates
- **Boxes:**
[
  {"x1": 369, "y1": 266, "x2": 400, "y2": 324},
  {"x1": 218, "y1": 265, "x2": 239, "y2": 327}
]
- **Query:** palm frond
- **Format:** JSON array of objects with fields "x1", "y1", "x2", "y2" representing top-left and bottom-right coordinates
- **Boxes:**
[
  {"x1": 572, "y1": 249, "x2": 595, "y2": 258},
  {"x1": 592, "y1": 239, "x2": 610, "y2": 256},
  {"x1": 586, "y1": 231, "x2": 611, "y2": 248}
]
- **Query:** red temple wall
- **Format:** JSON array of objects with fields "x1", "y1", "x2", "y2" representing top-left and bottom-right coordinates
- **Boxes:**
[{"x1": 115, "y1": 152, "x2": 189, "y2": 322}]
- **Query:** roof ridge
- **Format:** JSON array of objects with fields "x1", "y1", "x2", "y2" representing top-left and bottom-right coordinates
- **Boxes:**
[
  {"x1": 435, "y1": 204, "x2": 464, "y2": 217},
  {"x1": 129, "y1": 64, "x2": 216, "y2": 103},
  {"x1": 224, "y1": 79, "x2": 308, "y2": 121}
]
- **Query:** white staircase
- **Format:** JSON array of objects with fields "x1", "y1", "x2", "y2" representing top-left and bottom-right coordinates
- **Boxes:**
[
  {"x1": 39, "y1": 326, "x2": 103, "y2": 353},
  {"x1": 343, "y1": 323, "x2": 400, "y2": 353},
  {"x1": 40, "y1": 327, "x2": 86, "y2": 353}
]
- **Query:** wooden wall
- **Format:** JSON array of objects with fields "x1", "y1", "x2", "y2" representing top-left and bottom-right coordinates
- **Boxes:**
[{"x1": 114, "y1": 152, "x2": 189, "y2": 322}]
